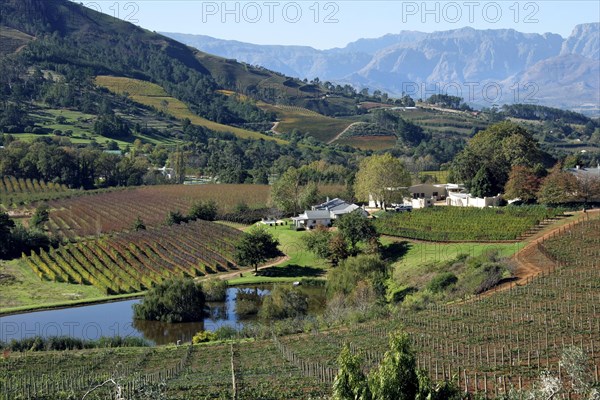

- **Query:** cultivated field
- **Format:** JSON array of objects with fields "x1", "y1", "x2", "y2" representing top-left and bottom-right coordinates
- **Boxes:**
[
  {"x1": 44, "y1": 184, "x2": 270, "y2": 239},
  {"x1": 95, "y1": 76, "x2": 285, "y2": 143},
  {"x1": 375, "y1": 206, "x2": 566, "y2": 241},
  {"x1": 0, "y1": 176, "x2": 74, "y2": 209},
  {"x1": 23, "y1": 219, "x2": 241, "y2": 294},
  {"x1": 259, "y1": 103, "x2": 353, "y2": 143}
]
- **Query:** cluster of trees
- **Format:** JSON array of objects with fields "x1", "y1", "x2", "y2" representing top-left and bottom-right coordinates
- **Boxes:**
[
  {"x1": 371, "y1": 110, "x2": 428, "y2": 146},
  {"x1": 132, "y1": 278, "x2": 205, "y2": 323},
  {"x1": 0, "y1": 138, "x2": 153, "y2": 188},
  {"x1": 426, "y1": 94, "x2": 472, "y2": 111},
  {"x1": 500, "y1": 104, "x2": 593, "y2": 125},
  {"x1": 0, "y1": 208, "x2": 54, "y2": 259},
  {"x1": 304, "y1": 211, "x2": 379, "y2": 266},
  {"x1": 451, "y1": 121, "x2": 547, "y2": 197},
  {"x1": 354, "y1": 153, "x2": 412, "y2": 209}
]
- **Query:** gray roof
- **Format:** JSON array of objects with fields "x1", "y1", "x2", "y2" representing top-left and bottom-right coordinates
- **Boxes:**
[
  {"x1": 293, "y1": 210, "x2": 332, "y2": 220},
  {"x1": 313, "y1": 198, "x2": 356, "y2": 212}
]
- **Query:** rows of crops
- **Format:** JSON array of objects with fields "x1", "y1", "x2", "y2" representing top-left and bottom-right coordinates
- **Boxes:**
[
  {"x1": 23, "y1": 219, "x2": 241, "y2": 294},
  {"x1": 375, "y1": 205, "x2": 565, "y2": 241},
  {"x1": 44, "y1": 184, "x2": 270, "y2": 239},
  {"x1": 0, "y1": 176, "x2": 74, "y2": 208},
  {"x1": 276, "y1": 216, "x2": 600, "y2": 395},
  {"x1": 1, "y1": 340, "x2": 330, "y2": 399},
  {"x1": 1, "y1": 345, "x2": 193, "y2": 400}
]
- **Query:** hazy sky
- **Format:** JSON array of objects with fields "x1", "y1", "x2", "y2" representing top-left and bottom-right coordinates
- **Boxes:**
[{"x1": 82, "y1": 1, "x2": 600, "y2": 49}]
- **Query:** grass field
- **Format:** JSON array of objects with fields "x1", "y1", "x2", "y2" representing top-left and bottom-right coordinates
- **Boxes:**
[
  {"x1": 228, "y1": 222, "x2": 329, "y2": 285},
  {"x1": 95, "y1": 76, "x2": 286, "y2": 144},
  {"x1": 0, "y1": 258, "x2": 106, "y2": 312},
  {"x1": 259, "y1": 102, "x2": 353, "y2": 143}
]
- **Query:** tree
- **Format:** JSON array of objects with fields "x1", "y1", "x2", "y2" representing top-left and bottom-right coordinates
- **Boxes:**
[
  {"x1": 29, "y1": 204, "x2": 49, "y2": 230},
  {"x1": 132, "y1": 216, "x2": 146, "y2": 231},
  {"x1": 271, "y1": 167, "x2": 319, "y2": 215},
  {"x1": 470, "y1": 165, "x2": 496, "y2": 198},
  {"x1": 0, "y1": 212, "x2": 16, "y2": 257},
  {"x1": 537, "y1": 164, "x2": 579, "y2": 204},
  {"x1": 575, "y1": 174, "x2": 600, "y2": 204},
  {"x1": 303, "y1": 225, "x2": 333, "y2": 259},
  {"x1": 354, "y1": 154, "x2": 411, "y2": 209},
  {"x1": 336, "y1": 211, "x2": 378, "y2": 254},
  {"x1": 332, "y1": 345, "x2": 370, "y2": 400},
  {"x1": 368, "y1": 332, "x2": 419, "y2": 400},
  {"x1": 132, "y1": 278, "x2": 205, "y2": 323},
  {"x1": 234, "y1": 226, "x2": 280, "y2": 273},
  {"x1": 451, "y1": 121, "x2": 544, "y2": 195},
  {"x1": 504, "y1": 165, "x2": 541, "y2": 202},
  {"x1": 165, "y1": 210, "x2": 187, "y2": 226},
  {"x1": 327, "y1": 254, "x2": 387, "y2": 297},
  {"x1": 329, "y1": 233, "x2": 350, "y2": 265}
]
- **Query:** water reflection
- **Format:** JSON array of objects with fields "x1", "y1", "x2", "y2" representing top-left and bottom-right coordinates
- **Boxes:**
[{"x1": 0, "y1": 284, "x2": 326, "y2": 346}]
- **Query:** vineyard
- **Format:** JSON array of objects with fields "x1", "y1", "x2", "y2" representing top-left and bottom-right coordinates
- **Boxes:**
[
  {"x1": 375, "y1": 206, "x2": 566, "y2": 241},
  {"x1": 43, "y1": 184, "x2": 270, "y2": 239},
  {"x1": 23, "y1": 219, "x2": 241, "y2": 294},
  {"x1": 0, "y1": 176, "x2": 74, "y2": 208}
]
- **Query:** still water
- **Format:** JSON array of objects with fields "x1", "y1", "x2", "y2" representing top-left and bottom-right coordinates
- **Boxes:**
[{"x1": 0, "y1": 285, "x2": 325, "y2": 345}]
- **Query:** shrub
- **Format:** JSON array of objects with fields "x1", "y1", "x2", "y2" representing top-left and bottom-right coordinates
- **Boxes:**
[
  {"x1": 192, "y1": 331, "x2": 217, "y2": 343},
  {"x1": 133, "y1": 278, "x2": 205, "y2": 323},
  {"x1": 213, "y1": 325, "x2": 238, "y2": 340},
  {"x1": 189, "y1": 200, "x2": 218, "y2": 221},
  {"x1": 235, "y1": 290, "x2": 263, "y2": 316},
  {"x1": 427, "y1": 272, "x2": 458, "y2": 293}
]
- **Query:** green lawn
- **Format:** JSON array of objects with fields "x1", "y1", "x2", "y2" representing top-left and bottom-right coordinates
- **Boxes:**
[
  {"x1": 0, "y1": 258, "x2": 109, "y2": 314},
  {"x1": 228, "y1": 223, "x2": 329, "y2": 285}
]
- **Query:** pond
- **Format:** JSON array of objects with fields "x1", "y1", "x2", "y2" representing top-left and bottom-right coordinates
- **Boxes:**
[{"x1": 0, "y1": 284, "x2": 326, "y2": 345}]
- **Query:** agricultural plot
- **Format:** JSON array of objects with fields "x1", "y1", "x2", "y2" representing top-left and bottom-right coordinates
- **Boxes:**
[
  {"x1": 0, "y1": 176, "x2": 74, "y2": 208},
  {"x1": 375, "y1": 206, "x2": 565, "y2": 241},
  {"x1": 276, "y1": 217, "x2": 600, "y2": 395},
  {"x1": 44, "y1": 184, "x2": 270, "y2": 239},
  {"x1": 259, "y1": 103, "x2": 353, "y2": 143},
  {"x1": 95, "y1": 76, "x2": 285, "y2": 143},
  {"x1": 336, "y1": 135, "x2": 398, "y2": 151},
  {"x1": 23, "y1": 219, "x2": 241, "y2": 294},
  {"x1": 1, "y1": 345, "x2": 192, "y2": 400}
]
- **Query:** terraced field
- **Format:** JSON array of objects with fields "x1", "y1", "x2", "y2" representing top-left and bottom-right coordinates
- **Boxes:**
[{"x1": 0, "y1": 176, "x2": 75, "y2": 209}]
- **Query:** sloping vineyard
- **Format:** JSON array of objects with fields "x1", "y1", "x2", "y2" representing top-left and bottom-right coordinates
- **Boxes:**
[
  {"x1": 23, "y1": 219, "x2": 242, "y2": 294},
  {"x1": 0, "y1": 176, "x2": 73, "y2": 208},
  {"x1": 275, "y1": 216, "x2": 600, "y2": 396},
  {"x1": 375, "y1": 205, "x2": 566, "y2": 241},
  {"x1": 44, "y1": 184, "x2": 270, "y2": 239}
]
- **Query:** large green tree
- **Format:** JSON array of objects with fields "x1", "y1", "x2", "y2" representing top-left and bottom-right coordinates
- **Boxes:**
[
  {"x1": 336, "y1": 210, "x2": 378, "y2": 254},
  {"x1": 354, "y1": 154, "x2": 411, "y2": 209},
  {"x1": 271, "y1": 167, "x2": 319, "y2": 215},
  {"x1": 234, "y1": 226, "x2": 280, "y2": 273},
  {"x1": 132, "y1": 278, "x2": 205, "y2": 323},
  {"x1": 537, "y1": 164, "x2": 579, "y2": 204},
  {"x1": 451, "y1": 121, "x2": 544, "y2": 195}
]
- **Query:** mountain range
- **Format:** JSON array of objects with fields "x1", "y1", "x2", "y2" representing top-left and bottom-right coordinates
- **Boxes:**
[{"x1": 164, "y1": 23, "x2": 600, "y2": 114}]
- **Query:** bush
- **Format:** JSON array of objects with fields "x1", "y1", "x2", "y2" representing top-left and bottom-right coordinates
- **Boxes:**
[
  {"x1": 189, "y1": 200, "x2": 218, "y2": 221},
  {"x1": 192, "y1": 331, "x2": 217, "y2": 343},
  {"x1": 213, "y1": 325, "x2": 239, "y2": 340},
  {"x1": 427, "y1": 272, "x2": 458, "y2": 293},
  {"x1": 133, "y1": 278, "x2": 205, "y2": 323}
]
